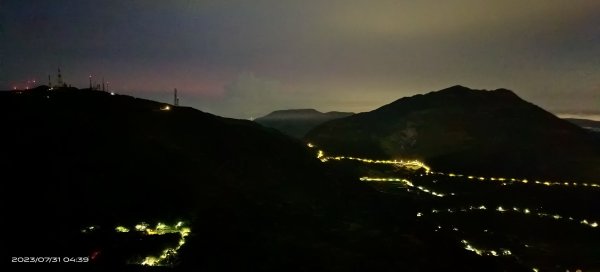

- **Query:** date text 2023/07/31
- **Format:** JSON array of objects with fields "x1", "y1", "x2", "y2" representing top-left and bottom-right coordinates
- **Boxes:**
[{"x1": 11, "y1": 257, "x2": 90, "y2": 263}]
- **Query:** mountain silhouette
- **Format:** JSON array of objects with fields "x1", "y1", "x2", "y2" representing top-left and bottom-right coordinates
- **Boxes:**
[
  {"x1": 1, "y1": 87, "x2": 517, "y2": 271},
  {"x1": 306, "y1": 85, "x2": 600, "y2": 180},
  {"x1": 255, "y1": 109, "x2": 353, "y2": 138},
  {"x1": 565, "y1": 118, "x2": 600, "y2": 133}
]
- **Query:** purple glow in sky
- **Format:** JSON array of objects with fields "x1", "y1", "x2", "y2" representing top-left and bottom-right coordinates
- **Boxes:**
[{"x1": 2, "y1": 0, "x2": 599, "y2": 119}]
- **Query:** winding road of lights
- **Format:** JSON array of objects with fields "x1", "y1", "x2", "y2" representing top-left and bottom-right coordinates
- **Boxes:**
[
  {"x1": 460, "y1": 239, "x2": 512, "y2": 257},
  {"x1": 307, "y1": 144, "x2": 600, "y2": 189},
  {"x1": 432, "y1": 171, "x2": 600, "y2": 189},
  {"x1": 308, "y1": 144, "x2": 597, "y2": 271},
  {"x1": 417, "y1": 205, "x2": 598, "y2": 229},
  {"x1": 310, "y1": 144, "x2": 600, "y2": 230},
  {"x1": 86, "y1": 221, "x2": 191, "y2": 267},
  {"x1": 315, "y1": 151, "x2": 430, "y2": 172},
  {"x1": 360, "y1": 177, "x2": 447, "y2": 197}
]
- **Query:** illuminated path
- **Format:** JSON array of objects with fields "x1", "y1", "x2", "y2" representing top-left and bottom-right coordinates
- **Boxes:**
[
  {"x1": 310, "y1": 144, "x2": 599, "y2": 270},
  {"x1": 309, "y1": 143, "x2": 600, "y2": 189},
  {"x1": 431, "y1": 172, "x2": 600, "y2": 189},
  {"x1": 416, "y1": 205, "x2": 599, "y2": 229},
  {"x1": 459, "y1": 239, "x2": 512, "y2": 257},
  {"x1": 359, "y1": 177, "x2": 448, "y2": 197},
  {"x1": 420, "y1": 205, "x2": 597, "y2": 271},
  {"x1": 312, "y1": 144, "x2": 600, "y2": 230}
]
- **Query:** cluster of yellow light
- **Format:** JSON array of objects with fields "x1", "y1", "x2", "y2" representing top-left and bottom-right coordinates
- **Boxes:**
[
  {"x1": 141, "y1": 256, "x2": 159, "y2": 266},
  {"x1": 418, "y1": 205, "x2": 598, "y2": 229},
  {"x1": 138, "y1": 221, "x2": 190, "y2": 266},
  {"x1": 460, "y1": 239, "x2": 512, "y2": 257},
  {"x1": 135, "y1": 222, "x2": 149, "y2": 231},
  {"x1": 83, "y1": 221, "x2": 190, "y2": 267},
  {"x1": 360, "y1": 177, "x2": 446, "y2": 197},
  {"x1": 160, "y1": 105, "x2": 171, "y2": 111},
  {"x1": 138, "y1": 222, "x2": 190, "y2": 236},
  {"x1": 115, "y1": 226, "x2": 130, "y2": 233},
  {"x1": 317, "y1": 150, "x2": 326, "y2": 162}
]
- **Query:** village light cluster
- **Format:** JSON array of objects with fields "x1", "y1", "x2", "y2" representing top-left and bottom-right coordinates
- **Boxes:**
[
  {"x1": 138, "y1": 222, "x2": 190, "y2": 266},
  {"x1": 86, "y1": 221, "x2": 191, "y2": 267}
]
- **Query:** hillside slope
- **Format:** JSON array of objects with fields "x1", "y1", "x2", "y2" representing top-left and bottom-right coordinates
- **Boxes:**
[
  {"x1": 306, "y1": 85, "x2": 600, "y2": 180},
  {"x1": 1, "y1": 87, "x2": 513, "y2": 271},
  {"x1": 565, "y1": 118, "x2": 600, "y2": 133}
]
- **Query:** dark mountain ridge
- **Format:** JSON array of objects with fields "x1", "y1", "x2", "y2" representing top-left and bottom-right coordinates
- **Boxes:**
[
  {"x1": 565, "y1": 118, "x2": 600, "y2": 133},
  {"x1": 255, "y1": 109, "x2": 353, "y2": 138},
  {"x1": 0, "y1": 87, "x2": 374, "y2": 268},
  {"x1": 2, "y1": 88, "x2": 375, "y2": 221},
  {"x1": 1, "y1": 87, "x2": 511, "y2": 271},
  {"x1": 306, "y1": 85, "x2": 600, "y2": 181}
]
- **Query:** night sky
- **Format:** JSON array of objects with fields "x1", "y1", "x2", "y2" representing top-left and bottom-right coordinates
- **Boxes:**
[{"x1": 1, "y1": 1, "x2": 599, "y2": 119}]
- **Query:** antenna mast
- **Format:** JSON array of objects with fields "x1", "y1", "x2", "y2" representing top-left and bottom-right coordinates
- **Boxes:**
[{"x1": 174, "y1": 88, "x2": 179, "y2": 106}]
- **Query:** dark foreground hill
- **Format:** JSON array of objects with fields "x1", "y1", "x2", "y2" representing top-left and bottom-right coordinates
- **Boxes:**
[
  {"x1": 306, "y1": 85, "x2": 600, "y2": 181},
  {"x1": 255, "y1": 109, "x2": 353, "y2": 138},
  {"x1": 0, "y1": 87, "x2": 518, "y2": 271},
  {"x1": 565, "y1": 118, "x2": 600, "y2": 133}
]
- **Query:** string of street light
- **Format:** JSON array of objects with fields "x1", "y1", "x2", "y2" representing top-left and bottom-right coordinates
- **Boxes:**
[
  {"x1": 308, "y1": 143, "x2": 600, "y2": 189},
  {"x1": 416, "y1": 205, "x2": 598, "y2": 229}
]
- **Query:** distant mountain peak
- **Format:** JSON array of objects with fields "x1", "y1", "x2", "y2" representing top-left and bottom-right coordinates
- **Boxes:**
[
  {"x1": 376, "y1": 86, "x2": 523, "y2": 115},
  {"x1": 306, "y1": 85, "x2": 600, "y2": 180},
  {"x1": 492, "y1": 87, "x2": 519, "y2": 97},
  {"x1": 438, "y1": 85, "x2": 473, "y2": 92},
  {"x1": 432, "y1": 85, "x2": 518, "y2": 97},
  {"x1": 260, "y1": 109, "x2": 354, "y2": 119},
  {"x1": 269, "y1": 109, "x2": 322, "y2": 115},
  {"x1": 256, "y1": 109, "x2": 354, "y2": 138}
]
